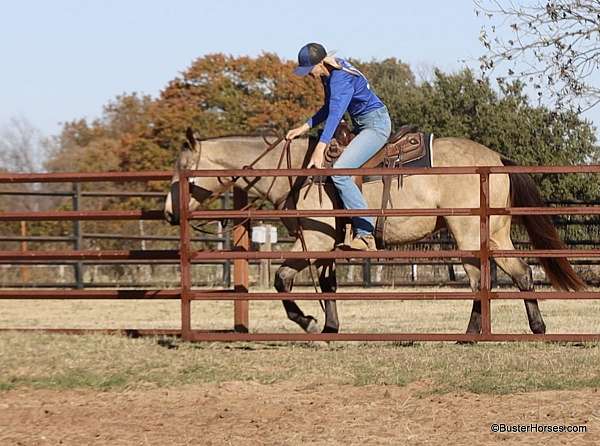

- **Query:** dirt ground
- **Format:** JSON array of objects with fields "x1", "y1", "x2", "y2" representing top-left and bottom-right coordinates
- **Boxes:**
[
  {"x1": 0, "y1": 381, "x2": 598, "y2": 446},
  {"x1": 2, "y1": 289, "x2": 600, "y2": 445}
]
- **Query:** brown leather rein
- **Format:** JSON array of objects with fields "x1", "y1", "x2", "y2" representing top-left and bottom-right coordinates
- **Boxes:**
[
  {"x1": 186, "y1": 135, "x2": 323, "y2": 306},
  {"x1": 187, "y1": 134, "x2": 289, "y2": 233}
]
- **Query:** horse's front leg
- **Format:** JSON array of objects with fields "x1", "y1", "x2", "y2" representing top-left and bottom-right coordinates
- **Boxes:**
[
  {"x1": 317, "y1": 260, "x2": 339, "y2": 333},
  {"x1": 277, "y1": 192, "x2": 338, "y2": 333},
  {"x1": 275, "y1": 258, "x2": 319, "y2": 333}
]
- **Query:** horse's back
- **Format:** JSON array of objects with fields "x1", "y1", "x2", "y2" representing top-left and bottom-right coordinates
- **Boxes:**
[
  {"x1": 432, "y1": 137, "x2": 504, "y2": 167},
  {"x1": 428, "y1": 137, "x2": 510, "y2": 212}
]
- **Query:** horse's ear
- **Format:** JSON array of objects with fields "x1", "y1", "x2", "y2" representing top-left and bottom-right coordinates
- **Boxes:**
[
  {"x1": 185, "y1": 127, "x2": 195, "y2": 145},
  {"x1": 186, "y1": 127, "x2": 201, "y2": 153}
]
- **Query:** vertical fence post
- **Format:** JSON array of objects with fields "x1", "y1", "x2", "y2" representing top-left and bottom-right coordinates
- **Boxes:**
[
  {"x1": 258, "y1": 221, "x2": 270, "y2": 289},
  {"x1": 222, "y1": 192, "x2": 232, "y2": 287},
  {"x1": 19, "y1": 221, "x2": 30, "y2": 283},
  {"x1": 178, "y1": 171, "x2": 192, "y2": 341},
  {"x1": 233, "y1": 187, "x2": 249, "y2": 333},
  {"x1": 362, "y1": 258, "x2": 372, "y2": 287},
  {"x1": 72, "y1": 183, "x2": 84, "y2": 289},
  {"x1": 479, "y1": 168, "x2": 492, "y2": 337}
]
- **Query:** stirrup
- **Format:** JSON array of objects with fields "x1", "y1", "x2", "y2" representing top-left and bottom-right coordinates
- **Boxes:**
[{"x1": 345, "y1": 234, "x2": 376, "y2": 251}]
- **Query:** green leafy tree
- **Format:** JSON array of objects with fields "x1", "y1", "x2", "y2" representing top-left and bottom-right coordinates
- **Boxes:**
[
  {"x1": 394, "y1": 68, "x2": 599, "y2": 201},
  {"x1": 352, "y1": 58, "x2": 417, "y2": 130}
]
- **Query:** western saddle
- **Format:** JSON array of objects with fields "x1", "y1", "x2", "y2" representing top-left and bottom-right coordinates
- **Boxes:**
[
  {"x1": 325, "y1": 120, "x2": 428, "y2": 171},
  {"x1": 320, "y1": 121, "x2": 432, "y2": 248}
]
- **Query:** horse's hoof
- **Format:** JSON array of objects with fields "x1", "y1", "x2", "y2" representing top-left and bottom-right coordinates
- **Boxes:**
[
  {"x1": 530, "y1": 322, "x2": 546, "y2": 334},
  {"x1": 305, "y1": 317, "x2": 319, "y2": 334},
  {"x1": 322, "y1": 325, "x2": 339, "y2": 334}
]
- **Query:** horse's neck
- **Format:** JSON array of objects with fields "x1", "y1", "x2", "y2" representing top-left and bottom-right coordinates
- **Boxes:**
[{"x1": 202, "y1": 137, "x2": 309, "y2": 204}]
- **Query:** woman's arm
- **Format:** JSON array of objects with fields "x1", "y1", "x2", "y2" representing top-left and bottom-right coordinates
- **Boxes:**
[
  {"x1": 306, "y1": 78, "x2": 330, "y2": 128},
  {"x1": 285, "y1": 122, "x2": 310, "y2": 140},
  {"x1": 307, "y1": 104, "x2": 329, "y2": 128},
  {"x1": 319, "y1": 73, "x2": 354, "y2": 144}
]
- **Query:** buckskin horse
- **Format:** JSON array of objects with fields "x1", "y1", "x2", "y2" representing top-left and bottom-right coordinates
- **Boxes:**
[{"x1": 164, "y1": 128, "x2": 584, "y2": 335}]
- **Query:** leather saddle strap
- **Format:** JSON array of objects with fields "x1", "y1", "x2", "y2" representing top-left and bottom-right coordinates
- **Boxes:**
[{"x1": 375, "y1": 173, "x2": 393, "y2": 248}]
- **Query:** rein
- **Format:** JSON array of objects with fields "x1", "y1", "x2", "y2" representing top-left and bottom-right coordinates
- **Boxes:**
[
  {"x1": 184, "y1": 136, "x2": 324, "y2": 310},
  {"x1": 184, "y1": 135, "x2": 287, "y2": 235}
]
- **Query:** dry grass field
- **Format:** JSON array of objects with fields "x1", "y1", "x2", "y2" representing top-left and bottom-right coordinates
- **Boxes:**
[
  {"x1": 2, "y1": 286, "x2": 600, "y2": 334},
  {"x1": 1, "y1": 286, "x2": 600, "y2": 445}
]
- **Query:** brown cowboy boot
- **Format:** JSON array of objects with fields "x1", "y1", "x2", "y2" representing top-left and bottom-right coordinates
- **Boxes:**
[{"x1": 345, "y1": 234, "x2": 377, "y2": 251}]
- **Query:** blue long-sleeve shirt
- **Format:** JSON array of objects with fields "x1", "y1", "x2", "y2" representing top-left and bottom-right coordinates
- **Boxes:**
[{"x1": 307, "y1": 58, "x2": 384, "y2": 144}]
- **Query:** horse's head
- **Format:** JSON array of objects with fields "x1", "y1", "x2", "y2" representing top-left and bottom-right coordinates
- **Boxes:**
[
  {"x1": 164, "y1": 127, "x2": 213, "y2": 225},
  {"x1": 165, "y1": 131, "x2": 301, "y2": 225}
]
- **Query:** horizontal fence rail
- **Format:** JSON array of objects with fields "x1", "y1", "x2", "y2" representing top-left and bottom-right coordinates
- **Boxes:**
[{"x1": 0, "y1": 165, "x2": 599, "y2": 342}]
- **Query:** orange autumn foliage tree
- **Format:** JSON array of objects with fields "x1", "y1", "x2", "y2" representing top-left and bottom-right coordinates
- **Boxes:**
[
  {"x1": 47, "y1": 53, "x2": 413, "y2": 173},
  {"x1": 47, "y1": 53, "x2": 323, "y2": 173},
  {"x1": 128, "y1": 52, "x2": 322, "y2": 171},
  {"x1": 41, "y1": 52, "x2": 327, "y2": 246}
]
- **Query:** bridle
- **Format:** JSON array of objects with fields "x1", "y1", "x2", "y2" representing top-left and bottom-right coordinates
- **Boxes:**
[
  {"x1": 178, "y1": 134, "x2": 324, "y2": 307},
  {"x1": 181, "y1": 134, "x2": 290, "y2": 235}
]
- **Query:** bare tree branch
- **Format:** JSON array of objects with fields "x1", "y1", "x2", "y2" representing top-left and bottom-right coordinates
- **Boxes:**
[
  {"x1": 475, "y1": 0, "x2": 600, "y2": 111},
  {"x1": 0, "y1": 117, "x2": 45, "y2": 172}
]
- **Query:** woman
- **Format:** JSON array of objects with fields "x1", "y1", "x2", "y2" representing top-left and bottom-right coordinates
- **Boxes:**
[{"x1": 286, "y1": 42, "x2": 391, "y2": 251}]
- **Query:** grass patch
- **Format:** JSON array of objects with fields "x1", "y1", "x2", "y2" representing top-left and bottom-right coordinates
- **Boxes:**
[
  {"x1": 1, "y1": 332, "x2": 600, "y2": 394},
  {"x1": 0, "y1": 370, "x2": 130, "y2": 391}
]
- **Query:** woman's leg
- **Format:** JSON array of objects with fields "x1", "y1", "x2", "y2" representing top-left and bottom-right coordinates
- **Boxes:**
[{"x1": 331, "y1": 109, "x2": 391, "y2": 238}]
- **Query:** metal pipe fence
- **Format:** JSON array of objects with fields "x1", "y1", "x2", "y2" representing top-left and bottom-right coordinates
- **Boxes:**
[
  {"x1": 0, "y1": 203, "x2": 600, "y2": 288},
  {"x1": 0, "y1": 165, "x2": 599, "y2": 341}
]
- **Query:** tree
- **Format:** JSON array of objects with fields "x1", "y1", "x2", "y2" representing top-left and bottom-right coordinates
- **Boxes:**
[
  {"x1": 476, "y1": 0, "x2": 600, "y2": 112},
  {"x1": 0, "y1": 117, "x2": 55, "y2": 241},
  {"x1": 0, "y1": 117, "x2": 44, "y2": 173},
  {"x1": 119, "y1": 52, "x2": 324, "y2": 171},
  {"x1": 45, "y1": 93, "x2": 154, "y2": 173},
  {"x1": 25, "y1": 52, "x2": 599, "y2": 248},
  {"x1": 401, "y1": 68, "x2": 599, "y2": 201},
  {"x1": 0, "y1": 117, "x2": 46, "y2": 212},
  {"x1": 42, "y1": 53, "x2": 599, "y2": 203},
  {"x1": 352, "y1": 58, "x2": 417, "y2": 130}
]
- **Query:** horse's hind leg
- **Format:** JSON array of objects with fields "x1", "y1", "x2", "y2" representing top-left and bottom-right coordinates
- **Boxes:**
[
  {"x1": 494, "y1": 252, "x2": 546, "y2": 334},
  {"x1": 275, "y1": 258, "x2": 319, "y2": 333},
  {"x1": 462, "y1": 260, "x2": 483, "y2": 334},
  {"x1": 445, "y1": 216, "x2": 486, "y2": 335},
  {"x1": 449, "y1": 215, "x2": 546, "y2": 335},
  {"x1": 488, "y1": 214, "x2": 546, "y2": 334},
  {"x1": 462, "y1": 254, "x2": 546, "y2": 334}
]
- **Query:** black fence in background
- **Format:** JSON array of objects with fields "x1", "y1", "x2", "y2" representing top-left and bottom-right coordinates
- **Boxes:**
[{"x1": 1, "y1": 187, "x2": 599, "y2": 289}]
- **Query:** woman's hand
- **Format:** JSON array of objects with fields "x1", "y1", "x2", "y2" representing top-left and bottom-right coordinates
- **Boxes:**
[
  {"x1": 286, "y1": 123, "x2": 310, "y2": 140},
  {"x1": 307, "y1": 141, "x2": 327, "y2": 169}
]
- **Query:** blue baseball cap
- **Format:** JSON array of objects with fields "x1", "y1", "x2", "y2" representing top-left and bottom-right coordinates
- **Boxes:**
[{"x1": 294, "y1": 42, "x2": 327, "y2": 77}]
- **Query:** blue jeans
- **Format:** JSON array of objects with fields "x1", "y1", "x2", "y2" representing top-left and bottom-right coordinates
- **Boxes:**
[{"x1": 331, "y1": 106, "x2": 392, "y2": 237}]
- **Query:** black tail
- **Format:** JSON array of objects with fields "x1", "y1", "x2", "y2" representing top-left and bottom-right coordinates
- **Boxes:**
[{"x1": 502, "y1": 158, "x2": 585, "y2": 291}]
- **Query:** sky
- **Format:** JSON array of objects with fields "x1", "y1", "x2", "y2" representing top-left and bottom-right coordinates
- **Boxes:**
[{"x1": 1, "y1": 0, "x2": 598, "y2": 139}]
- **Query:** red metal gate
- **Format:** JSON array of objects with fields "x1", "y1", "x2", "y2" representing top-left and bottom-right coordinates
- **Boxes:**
[{"x1": 1, "y1": 165, "x2": 599, "y2": 342}]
